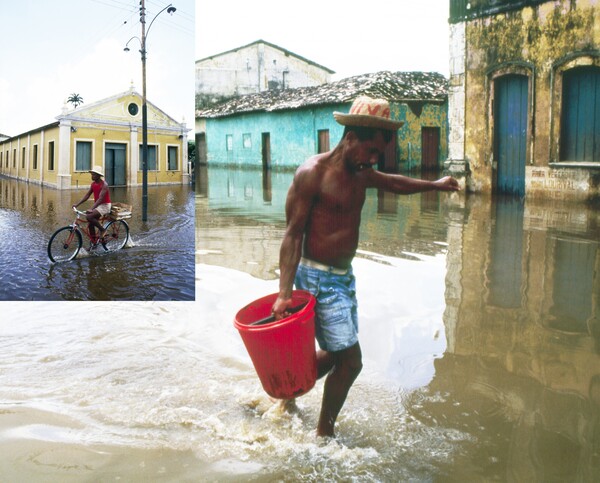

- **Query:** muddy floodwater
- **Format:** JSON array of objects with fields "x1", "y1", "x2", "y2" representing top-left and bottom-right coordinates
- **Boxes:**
[
  {"x1": 0, "y1": 176, "x2": 195, "y2": 300},
  {"x1": 1, "y1": 165, "x2": 599, "y2": 481}
]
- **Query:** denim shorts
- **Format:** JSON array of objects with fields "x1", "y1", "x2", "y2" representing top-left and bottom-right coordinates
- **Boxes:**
[{"x1": 294, "y1": 261, "x2": 358, "y2": 352}]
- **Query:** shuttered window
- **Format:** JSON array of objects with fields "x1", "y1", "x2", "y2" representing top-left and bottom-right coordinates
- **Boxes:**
[
  {"x1": 75, "y1": 141, "x2": 92, "y2": 171},
  {"x1": 168, "y1": 146, "x2": 178, "y2": 171},
  {"x1": 139, "y1": 145, "x2": 157, "y2": 170}
]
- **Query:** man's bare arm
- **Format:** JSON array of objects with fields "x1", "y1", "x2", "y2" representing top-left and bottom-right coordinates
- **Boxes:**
[
  {"x1": 73, "y1": 187, "x2": 93, "y2": 208},
  {"x1": 366, "y1": 170, "x2": 460, "y2": 194},
  {"x1": 272, "y1": 166, "x2": 319, "y2": 318}
]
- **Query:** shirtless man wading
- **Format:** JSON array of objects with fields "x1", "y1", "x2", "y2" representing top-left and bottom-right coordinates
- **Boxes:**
[{"x1": 271, "y1": 96, "x2": 460, "y2": 437}]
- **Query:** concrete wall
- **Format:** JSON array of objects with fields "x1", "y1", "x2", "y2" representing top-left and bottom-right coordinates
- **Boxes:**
[{"x1": 196, "y1": 41, "x2": 332, "y2": 105}]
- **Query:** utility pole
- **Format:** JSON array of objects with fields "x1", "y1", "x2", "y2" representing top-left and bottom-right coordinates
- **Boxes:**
[{"x1": 140, "y1": 0, "x2": 149, "y2": 222}]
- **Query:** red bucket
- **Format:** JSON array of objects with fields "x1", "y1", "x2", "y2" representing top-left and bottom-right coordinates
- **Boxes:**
[{"x1": 234, "y1": 290, "x2": 317, "y2": 399}]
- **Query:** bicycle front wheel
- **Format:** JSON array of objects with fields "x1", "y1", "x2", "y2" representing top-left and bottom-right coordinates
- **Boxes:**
[
  {"x1": 102, "y1": 220, "x2": 129, "y2": 252},
  {"x1": 48, "y1": 227, "x2": 82, "y2": 263}
]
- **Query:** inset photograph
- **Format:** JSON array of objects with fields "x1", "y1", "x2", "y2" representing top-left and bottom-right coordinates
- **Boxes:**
[{"x1": 0, "y1": 0, "x2": 195, "y2": 301}]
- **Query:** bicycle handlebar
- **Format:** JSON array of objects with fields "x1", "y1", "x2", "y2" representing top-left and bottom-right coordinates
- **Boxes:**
[{"x1": 72, "y1": 206, "x2": 87, "y2": 217}]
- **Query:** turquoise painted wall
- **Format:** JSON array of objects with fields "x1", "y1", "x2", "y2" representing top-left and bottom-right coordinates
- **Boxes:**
[
  {"x1": 204, "y1": 105, "x2": 347, "y2": 169},
  {"x1": 203, "y1": 101, "x2": 447, "y2": 170}
]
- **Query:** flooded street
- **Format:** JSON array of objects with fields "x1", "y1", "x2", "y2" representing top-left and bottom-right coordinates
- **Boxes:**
[
  {"x1": 196, "y1": 166, "x2": 600, "y2": 480},
  {"x1": 0, "y1": 165, "x2": 599, "y2": 481},
  {"x1": 0, "y1": 176, "x2": 195, "y2": 300}
]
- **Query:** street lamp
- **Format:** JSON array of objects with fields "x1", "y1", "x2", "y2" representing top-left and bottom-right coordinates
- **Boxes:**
[{"x1": 124, "y1": 1, "x2": 176, "y2": 222}]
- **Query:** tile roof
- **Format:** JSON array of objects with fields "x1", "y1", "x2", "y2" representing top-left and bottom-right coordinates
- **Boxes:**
[{"x1": 197, "y1": 71, "x2": 448, "y2": 119}]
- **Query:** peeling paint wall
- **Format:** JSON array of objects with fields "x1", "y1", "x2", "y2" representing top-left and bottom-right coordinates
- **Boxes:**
[
  {"x1": 451, "y1": 0, "x2": 600, "y2": 201},
  {"x1": 396, "y1": 102, "x2": 448, "y2": 171}
]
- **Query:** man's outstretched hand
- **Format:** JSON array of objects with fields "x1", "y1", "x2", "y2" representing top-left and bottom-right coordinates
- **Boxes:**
[{"x1": 433, "y1": 176, "x2": 460, "y2": 192}]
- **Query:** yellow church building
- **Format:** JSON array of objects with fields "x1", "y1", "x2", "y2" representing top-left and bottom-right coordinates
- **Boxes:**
[{"x1": 0, "y1": 87, "x2": 190, "y2": 189}]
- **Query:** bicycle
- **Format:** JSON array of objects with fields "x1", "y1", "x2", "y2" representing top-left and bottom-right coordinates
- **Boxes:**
[{"x1": 47, "y1": 207, "x2": 130, "y2": 263}]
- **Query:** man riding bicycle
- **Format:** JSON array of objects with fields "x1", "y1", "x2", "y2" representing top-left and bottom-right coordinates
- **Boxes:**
[{"x1": 72, "y1": 165, "x2": 112, "y2": 249}]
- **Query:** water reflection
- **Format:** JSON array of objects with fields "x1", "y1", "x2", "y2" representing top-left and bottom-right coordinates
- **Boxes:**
[
  {"x1": 0, "y1": 175, "x2": 195, "y2": 300},
  {"x1": 197, "y1": 166, "x2": 600, "y2": 480}
]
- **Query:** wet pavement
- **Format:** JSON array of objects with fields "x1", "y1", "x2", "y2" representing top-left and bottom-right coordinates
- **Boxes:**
[{"x1": 0, "y1": 176, "x2": 195, "y2": 300}]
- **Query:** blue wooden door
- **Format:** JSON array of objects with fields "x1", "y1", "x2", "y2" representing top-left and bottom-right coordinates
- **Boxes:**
[
  {"x1": 560, "y1": 66, "x2": 600, "y2": 162},
  {"x1": 494, "y1": 75, "x2": 528, "y2": 196}
]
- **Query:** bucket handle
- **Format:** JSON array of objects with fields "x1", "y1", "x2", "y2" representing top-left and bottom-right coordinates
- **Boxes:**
[{"x1": 250, "y1": 303, "x2": 307, "y2": 326}]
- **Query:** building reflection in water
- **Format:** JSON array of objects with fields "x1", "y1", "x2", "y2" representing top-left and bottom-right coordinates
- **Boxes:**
[
  {"x1": 0, "y1": 175, "x2": 195, "y2": 301},
  {"x1": 434, "y1": 195, "x2": 600, "y2": 480}
]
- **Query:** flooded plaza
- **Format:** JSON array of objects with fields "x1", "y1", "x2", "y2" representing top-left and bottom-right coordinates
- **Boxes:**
[
  {"x1": 0, "y1": 165, "x2": 599, "y2": 481},
  {"x1": 0, "y1": 176, "x2": 195, "y2": 300}
]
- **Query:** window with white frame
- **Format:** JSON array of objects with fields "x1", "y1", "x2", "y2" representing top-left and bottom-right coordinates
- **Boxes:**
[
  {"x1": 168, "y1": 146, "x2": 178, "y2": 171},
  {"x1": 139, "y1": 145, "x2": 158, "y2": 170}
]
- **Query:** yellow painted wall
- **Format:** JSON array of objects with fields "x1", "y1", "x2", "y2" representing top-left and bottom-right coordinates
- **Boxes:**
[
  {"x1": 29, "y1": 132, "x2": 42, "y2": 180},
  {"x1": 1, "y1": 90, "x2": 187, "y2": 189},
  {"x1": 136, "y1": 133, "x2": 183, "y2": 185},
  {"x1": 42, "y1": 126, "x2": 59, "y2": 185},
  {"x1": 0, "y1": 127, "x2": 59, "y2": 183},
  {"x1": 1, "y1": 124, "x2": 185, "y2": 188}
]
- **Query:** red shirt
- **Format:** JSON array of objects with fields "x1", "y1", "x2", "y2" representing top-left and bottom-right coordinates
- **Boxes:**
[{"x1": 91, "y1": 180, "x2": 111, "y2": 204}]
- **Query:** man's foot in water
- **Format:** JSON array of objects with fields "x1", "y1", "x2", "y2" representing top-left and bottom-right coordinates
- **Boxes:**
[{"x1": 268, "y1": 397, "x2": 298, "y2": 413}]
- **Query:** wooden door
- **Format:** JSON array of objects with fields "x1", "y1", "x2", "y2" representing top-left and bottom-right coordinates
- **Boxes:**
[
  {"x1": 421, "y1": 127, "x2": 440, "y2": 170},
  {"x1": 318, "y1": 129, "x2": 330, "y2": 153},
  {"x1": 261, "y1": 132, "x2": 271, "y2": 170},
  {"x1": 105, "y1": 143, "x2": 126, "y2": 186},
  {"x1": 494, "y1": 74, "x2": 528, "y2": 196},
  {"x1": 560, "y1": 66, "x2": 600, "y2": 162}
]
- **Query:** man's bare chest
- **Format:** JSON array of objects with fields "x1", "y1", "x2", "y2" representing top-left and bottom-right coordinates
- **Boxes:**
[{"x1": 318, "y1": 178, "x2": 366, "y2": 213}]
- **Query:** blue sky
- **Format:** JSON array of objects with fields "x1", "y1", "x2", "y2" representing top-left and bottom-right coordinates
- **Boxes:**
[
  {"x1": 196, "y1": 0, "x2": 450, "y2": 81},
  {"x1": 0, "y1": 0, "x2": 194, "y2": 136}
]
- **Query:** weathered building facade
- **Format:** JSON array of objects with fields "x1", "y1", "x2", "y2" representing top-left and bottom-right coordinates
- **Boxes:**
[
  {"x1": 0, "y1": 88, "x2": 190, "y2": 189},
  {"x1": 447, "y1": 0, "x2": 600, "y2": 200},
  {"x1": 196, "y1": 39, "x2": 335, "y2": 108},
  {"x1": 197, "y1": 71, "x2": 448, "y2": 172}
]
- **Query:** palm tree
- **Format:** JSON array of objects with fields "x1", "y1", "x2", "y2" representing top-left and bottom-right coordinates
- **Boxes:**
[{"x1": 67, "y1": 93, "x2": 84, "y2": 109}]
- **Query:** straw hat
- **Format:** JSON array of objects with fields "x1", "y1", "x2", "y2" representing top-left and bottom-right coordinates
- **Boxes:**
[
  {"x1": 89, "y1": 165, "x2": 104, "y2": 177},
  {"x1": 334, "y1": 96, "x2": 404, "y2": 131}
]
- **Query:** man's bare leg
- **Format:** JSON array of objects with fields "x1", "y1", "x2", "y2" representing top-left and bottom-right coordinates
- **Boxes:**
[
  {"x1": 317, "y1": 349, "x2": 335, "y2": 379},
  {"x1": 316, "y1": 342, "x2": 362, "y2": 437},
  {"x1": 271, "y1": 350, "x2": 334, "y2": 411},
  {"x1": 86, "y1": 210, "x2": 105, "y2": 240}
]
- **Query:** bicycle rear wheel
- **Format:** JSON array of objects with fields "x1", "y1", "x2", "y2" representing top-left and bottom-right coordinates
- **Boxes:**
[
  {"x1": 102, "y1": 220, "x2": 129, "y2": 252},
  {"x1": 48, "y1": 227, "x2": 82, "y2": 262}
]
